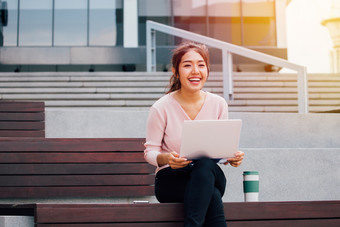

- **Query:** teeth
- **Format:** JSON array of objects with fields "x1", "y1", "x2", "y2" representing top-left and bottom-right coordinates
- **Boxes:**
[{"x1": 189, "y1": 78, "x2": 200, "y2": 81}]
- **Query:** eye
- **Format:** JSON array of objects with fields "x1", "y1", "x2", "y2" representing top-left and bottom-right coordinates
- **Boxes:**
[{"x1": 183, "y1": 64, "x2": 191, "y2": 68}]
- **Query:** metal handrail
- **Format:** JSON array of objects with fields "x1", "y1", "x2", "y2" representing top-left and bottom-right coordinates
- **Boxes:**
[{"x1": 146, "y1": 20, "x2": 308, "y2": 114}]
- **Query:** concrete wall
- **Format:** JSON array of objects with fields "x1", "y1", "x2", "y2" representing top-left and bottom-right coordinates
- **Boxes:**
[
  {"x1": 44, "y1": 109, "x2": 340, "y2": 202},
  {"x1": 221, "y1": 148, "x2": 340, "y2": 202},
  {"x1": 0, "y1": 216, "x2": 33, "y2": 227},
  {"x1": 46, "y1": 110, "x2": 340, "y2": 148}
]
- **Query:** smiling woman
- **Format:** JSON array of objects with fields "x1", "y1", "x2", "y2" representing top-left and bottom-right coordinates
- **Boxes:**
[{"x1": 144, "y1": 41, "x2": 244, "y2": 227}]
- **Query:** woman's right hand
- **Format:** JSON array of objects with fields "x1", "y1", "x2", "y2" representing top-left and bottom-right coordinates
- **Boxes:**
[
  {"x1": 168, "y1": 152, "x2": 192, "y2": 169},
  {"x1": 157, "y1": 152, "x2": 192, "y2": 169}
]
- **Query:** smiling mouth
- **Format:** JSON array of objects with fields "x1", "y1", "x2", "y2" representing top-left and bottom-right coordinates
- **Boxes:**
[{"x1": 189, "y1": 78, "x2": 201, "y2": 82}]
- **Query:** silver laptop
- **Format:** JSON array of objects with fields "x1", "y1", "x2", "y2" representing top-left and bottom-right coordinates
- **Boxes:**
[{"x1": 180, "y1": 119, "x2": 242, "y2": 160}]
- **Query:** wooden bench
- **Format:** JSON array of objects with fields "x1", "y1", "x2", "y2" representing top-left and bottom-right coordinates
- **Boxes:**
[
  {"x1": 1, "y1": 201, "x2": 340, "y2": 226},
  {"x1": 0, "y1": 101, "x2": 45, "y2": 137},
  {"x1": 1, "y1": 137, "x2": 340, "y2": 226},
  {"x1": 33, "y1": 201, "x2": 340, "y2": 227},
  {"x1": 0, "y1": 137, "x2": 153, "y2": 198}
]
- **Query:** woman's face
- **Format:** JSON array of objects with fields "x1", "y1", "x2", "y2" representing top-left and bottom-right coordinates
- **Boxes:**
[{"x1": 176, "y1": 50, "x2": 208, "y2": 93}]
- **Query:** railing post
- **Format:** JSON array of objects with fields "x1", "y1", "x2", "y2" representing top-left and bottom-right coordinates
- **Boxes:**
[
  {"x1": 146, "y1": 21, "x2": 156, "y2": 72},
  {"x1": 222, "y1": 50, "x2": 233, "y2": 101},
  {"x1": 297, "y1": 67, "x2": 309, "y2": 114}
]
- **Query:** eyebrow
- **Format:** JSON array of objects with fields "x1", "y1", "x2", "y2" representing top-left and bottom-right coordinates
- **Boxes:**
[{"x1": 181, "y1": 60, "x2": 205, "y2": 63}]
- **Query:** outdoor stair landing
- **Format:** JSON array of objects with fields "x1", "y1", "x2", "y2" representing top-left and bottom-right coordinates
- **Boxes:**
[{"x1": 0, "y1": 72, "x2": 339, "y2": 113}]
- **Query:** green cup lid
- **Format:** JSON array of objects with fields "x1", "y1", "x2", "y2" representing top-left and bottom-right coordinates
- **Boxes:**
[{"x1": 243, "y1": 171, "x2": 259, "y2": 175}]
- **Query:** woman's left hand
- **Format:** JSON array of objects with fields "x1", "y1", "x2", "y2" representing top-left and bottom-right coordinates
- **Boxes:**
[{"x1": 225, "y1": 151, "x2": 244, "y2": 167}]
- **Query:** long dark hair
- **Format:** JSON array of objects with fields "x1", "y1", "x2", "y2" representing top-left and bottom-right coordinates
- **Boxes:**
[{"x1": 166, "y1": 41, "x2": 210, "y2": 94}]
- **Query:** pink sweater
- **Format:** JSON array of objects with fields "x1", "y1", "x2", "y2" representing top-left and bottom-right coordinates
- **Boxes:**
[{"x1": 144, "y1": 91, "x2": 229, "y2": 172}]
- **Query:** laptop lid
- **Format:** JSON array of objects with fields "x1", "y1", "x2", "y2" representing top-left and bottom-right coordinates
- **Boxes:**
[{"x1": 180, "y1": 119, "x2": 242, "y2": 160}]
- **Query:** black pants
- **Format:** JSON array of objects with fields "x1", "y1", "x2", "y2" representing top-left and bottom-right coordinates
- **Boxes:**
[{"x1": 155, "y1": 158, "x2": 227, "y2": 227}]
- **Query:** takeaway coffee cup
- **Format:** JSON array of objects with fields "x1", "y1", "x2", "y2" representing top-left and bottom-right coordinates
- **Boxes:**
[{"x1": 243, "y1": 171, "x2": 259, "y2": 202}]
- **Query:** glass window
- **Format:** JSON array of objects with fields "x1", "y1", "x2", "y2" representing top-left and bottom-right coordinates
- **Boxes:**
[
  {"x1": 173, "y1": 0, "x2": 207, "y2": 38},
  {"x1": 19, "y1": 0, "x2": 52, "y2": 46},
  {"x1": 89, "y1": 0, "x2": 120, "y2": 46},
  {"x1": 54, "y1": 0, "x2": 87, "y2": 46},
  {"x1": 138, "y1": 0, "x2": 172, "y2": 46},
  {"x1": 208, "y1": 0, "x2": 242, "y2": 45},
  {"x1": 2, "y1": 0, "x2": 18, "y2": 46},
  {"x1": 242, "y1": 0, "x2": 276, "y2": 46}
]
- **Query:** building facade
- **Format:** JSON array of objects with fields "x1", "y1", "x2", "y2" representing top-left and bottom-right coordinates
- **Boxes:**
[{"x1": 0, "y1": 0, "x2": 289, "y2": 72}]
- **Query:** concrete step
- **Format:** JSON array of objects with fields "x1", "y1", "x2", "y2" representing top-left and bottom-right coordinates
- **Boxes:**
[
  {"x1": 1, "y1": 93, "x2": 163, "y2": 100},
  {"x1": 234, "y1": 93, "x2": 340, "y2": 99},
  {"x1": 1, "y1": 81, "x2": 339, "y2": 88},
  {"x1": 0, "y1": 75, "x2": 298, "y2": 82},
  {"x1": 0, "y1": 76, "x2": 168, "y2": 82},
  {"x1": 0, "y1": 87, "x2": 167, "y2": 93},
  {"x1": 1, "y1": 73, "x2": 339, "y2": 86},
  {"x1": 40, "y1": 102, "x2": 336, "y2": 113},
  {"x1": 0, "y1": 81, "x2": 224, "y2": 87},
  {"x1": 2, "y1": 72, "x2": 339, "y2": 83},
  {"x1": 1, "y1": 72, "x2": 339, "y2": 113},
  {"x1": 44, "y1": 100, "x2": 156, "y2": 107},
  {"x1": 1, "y1": 71, "x2": 338, "y2": 78}
]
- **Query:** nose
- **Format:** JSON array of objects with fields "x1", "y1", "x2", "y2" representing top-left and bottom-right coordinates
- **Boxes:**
[{"x1": 192, "y1": 65, "x2": 199, "y2": 74}]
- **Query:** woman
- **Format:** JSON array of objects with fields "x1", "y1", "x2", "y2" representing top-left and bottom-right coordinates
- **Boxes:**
[{"x1": 144, "y1": 42, "x2": 244, "y2": 227}]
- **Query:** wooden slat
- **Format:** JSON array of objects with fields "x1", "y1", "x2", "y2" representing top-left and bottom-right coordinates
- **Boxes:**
[
  {"x1": 0, "y1": 152, "x2": 145, "y2": 163},
  {"x1": 0, "y1": 138, "x2": 145, "y2": 152},
  {"x1": 0, "y1": 130, "x2": 45, "y2": 137},
  {"x1": 0, "y1": 186, "x2": 154, "y2": 198},
  {"x1": 0, "y1": 175, "x2": 155, "y2": 186},
  {"x1": 224, "y1": 201, "x2": 340, "y2": 220},
  {"x1": 0, "y1": 137, "x2": 151, "y2": 198},
  {"x1": 35, "y1": 220, "x2": 340, "y2": 227},
  {"x1": 36, "y1": 204, "x2": 184, "y2": 223},
  {"x1": 0, "y1": 122, "x2": 45, "y2": 130},
  {"x1": 0, "y1": 102, "x2": 44, "y2": 112},
  {"x1": 0, "y1": 112, "x2": 45, "y2": 121},
  {"x1": 227, "y1": 219, "x2": 340, "y2": 227},
  {"x1": 35, "y1": 201, "x2": 340, "y2": 223},
  {"x1": 0, "y1": 163, "x2": 155, "y2": 174},
  {"x1": 37, "y1": 224, "x2": 182, "y2": 227},
  {"x1": 0, "y1": 102, "x2": 45, "y2": 138}
]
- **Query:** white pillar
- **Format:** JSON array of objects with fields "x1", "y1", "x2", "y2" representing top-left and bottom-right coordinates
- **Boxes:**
[
  {"x1": 123, "y1": 0, "x2": 138, "y2": 47},
  {"x1": 275, "y1": 0, "x2": 288, "y2": 48},
  {"x1": 322, "y1": 0, "x2": 340, "y2": 73}
]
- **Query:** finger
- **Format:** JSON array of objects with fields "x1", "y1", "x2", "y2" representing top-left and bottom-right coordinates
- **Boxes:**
[
  {"x1": 168, "y1": 153, "x2": 186, "y2": 163},
  {"x1": 230, "y1": 161, "x2": 242, "y2": 167},
  {"x1": 230, "y1": 163, "x2": 237, "y2": 167},
  {"x1": 170, "y1": 161, "x2": 191, "y2": 169},
  {"x1": 227, "y1": 157, "x2": 239, "y2": 162},
  {"x1": 174, "y1": 156, "x2": 190, "y2": 163},
  {"x1": 235, "y1": 151, "x2": 244, "y2": 157},
  {"x1": 169, "y1": 158, "x2": 191, "y2": 167},
  {"x1": 228, "y1": 155, "x2": 243, "y2": 162},
  {"x1": 171, "y1": 151, "x2": 180, "y2": 158}
]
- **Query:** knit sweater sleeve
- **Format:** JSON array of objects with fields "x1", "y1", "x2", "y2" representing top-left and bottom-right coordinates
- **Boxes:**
[{"x1": 144, "y1": 106, "x2": 166, "y2": 167}]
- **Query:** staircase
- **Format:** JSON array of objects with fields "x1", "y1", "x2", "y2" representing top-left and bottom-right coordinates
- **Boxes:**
[{"x1": 0, "y1": 72, "x2": 339, "y2": 113}]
